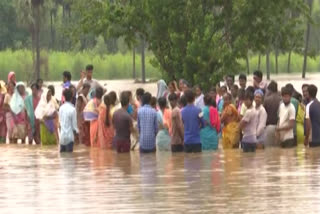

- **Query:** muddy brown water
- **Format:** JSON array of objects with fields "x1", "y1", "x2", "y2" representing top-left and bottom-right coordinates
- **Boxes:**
[{"x1": 1, "y1": 144, "x2": 320, "y2": 213}]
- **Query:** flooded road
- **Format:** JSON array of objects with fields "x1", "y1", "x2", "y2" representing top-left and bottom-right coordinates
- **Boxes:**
[{"x1": 0, "y1": 144, "x2": 320, "y2": 213}]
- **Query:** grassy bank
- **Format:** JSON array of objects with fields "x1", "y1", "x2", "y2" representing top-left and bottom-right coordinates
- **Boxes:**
[
  {"x1": 0, "y1": 49, "x2": 161, "y2": 81},
  {"x1": 0, "y1": 50, "x2": 319, "y2": 82}
]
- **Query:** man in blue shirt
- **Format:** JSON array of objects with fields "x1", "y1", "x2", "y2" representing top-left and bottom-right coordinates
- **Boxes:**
[
  {"x1": 305, "y1": 84, "x2": 320, "y2": 147},
  {"x1": 181, "y1": 89, "x2": 204, "y2": 153},
  {"x1": 59, "y1": 89, "x2": 79, "y2": 152},
  {"x1": 138, "y1": 92, "x2": 158, "y2": 153}
]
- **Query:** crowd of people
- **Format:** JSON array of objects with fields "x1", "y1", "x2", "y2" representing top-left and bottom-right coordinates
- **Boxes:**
[{"x1": 0, "y1": 66, "x2": 319, "y2": 153}]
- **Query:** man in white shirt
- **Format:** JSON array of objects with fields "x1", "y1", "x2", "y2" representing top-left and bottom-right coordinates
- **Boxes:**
[
  {"x1": 59, "y1": 89, "x2": 79, "y2": 152},
  {"x1": 276, "y1": 86, "x2": 296, "y2": 148}
]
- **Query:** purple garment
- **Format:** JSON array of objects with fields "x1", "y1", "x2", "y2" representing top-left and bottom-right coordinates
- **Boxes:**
[
  {"x1": 44, "y1": 119, "x2": 55, "y2": 133},
  {"x1": 63, "y1": 81, "x2": 71, "y2": 89}
]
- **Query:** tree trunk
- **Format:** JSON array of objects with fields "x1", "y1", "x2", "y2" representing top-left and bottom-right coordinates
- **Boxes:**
[
  {"x1": 266, "y1": 50, "x2": 270, "y2": 80},
  {"x1": 258, "y1": 54, "x2": 261, "y2": 70},
  {"x1": 275, "y1": 49, "x2": 279, "y2": 74},
  {"x1": 50, "y1": 11, "x2": 54, "y2": 49},
  {"x1": 302, "y1": 0, "x2": 313, "y2": 78},
  {"x1": 132, "y1": 48, "x2": 136, "y2": 79},
  {"x1": 287, "y1": 50, "x2": 292, "y2": 73},
  {"x1": 141, "y1": 38, "x2": 146, "y2": 83},
  {"x1": 246, "y1": 53, "x2": 250, "y2": 74},
  {"x1": 34, "y1": 5, "x2": 41, "y2": 81}
]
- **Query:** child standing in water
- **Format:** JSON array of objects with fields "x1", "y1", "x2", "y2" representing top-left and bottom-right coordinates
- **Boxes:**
[{"x1": 240, "y1": 90, "x2": 258, "y2": 152}]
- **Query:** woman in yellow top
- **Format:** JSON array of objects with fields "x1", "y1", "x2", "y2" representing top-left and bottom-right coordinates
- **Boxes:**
[{"x1": 294, "y1": 93, "x2": 305, "y2": 145}]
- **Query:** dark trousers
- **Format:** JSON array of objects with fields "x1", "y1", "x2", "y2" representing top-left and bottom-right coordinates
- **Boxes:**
[
  {"x1": 140, "y1": 147, "x2": 156, "y2": 153},
  {"x1": 184, "y1": 143, "x2": 202, "y2": 153},
  {"x1": 280, "y1": 138, "x2": 295, "y2": 148},
  {"x1": 310, "y1": 141, "x2": 320, "y2": 147},
  {"x1": 171, "y1": 144, "x2": 184, "y2": 152},
  {"x1": 242, "y1": 142, "x2": 256, "y2": 152},
  {"x1": 60, "y1": 142, "x2": 74, "y2": 153},
  {"x1": 115, "y1": 139, "x2": 131, "y2": 153}
]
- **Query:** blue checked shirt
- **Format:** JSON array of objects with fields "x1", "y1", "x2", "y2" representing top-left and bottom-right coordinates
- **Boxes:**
[{"x1": 138, "y1": 105, "x2": 158, "y2": 150}]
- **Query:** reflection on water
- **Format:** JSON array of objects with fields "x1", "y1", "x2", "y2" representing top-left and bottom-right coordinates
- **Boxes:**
[{"x1": 0, "y1": 144, "x2": 320, "y2": 213}]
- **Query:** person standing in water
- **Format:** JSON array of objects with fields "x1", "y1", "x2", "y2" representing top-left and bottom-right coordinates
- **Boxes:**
[{"x1": 305, "y1": 85, "x2": 320, "y2": 147}]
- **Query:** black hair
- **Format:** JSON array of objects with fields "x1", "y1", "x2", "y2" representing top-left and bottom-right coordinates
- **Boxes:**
[
  {"x1": 308, "y1": 84, "x2": 317, "y2": 99},
  {"x1": 136, "y1": 88, "x2": 145, "y2": 98},
  {"x1": 142, "y1": 92, "x2": 152, "y2": 105},
  {"x1": 253, "y1": 70, "x2": 263, "y2": 79},
  {"x1": 104, "y1": 95, "x2": 111, "y2": 127},
  {"x1": 95, "y1": 87, "x2": 104, "y2": 99},
  {"x1": 179, "y1": 95, "x2": 187, "y2": 107},
  {"x1": 37, "y1": 78, "x2": 43, "y2": 84},
  {"x1": 108, "y1": 91, "x2": 117, "y2": 106},
  {"x1": 246, "y1": 86, "x2": 255, "y2": 94},
  {"x1": 302, "y1": 84, "x2": 309, "y2": 89},
  {"x1": 220, "y1": 86, "x2": 227, "y2": 91},
  {"x1": 238, "y1": 88, "x2": 245, "y2": 100},
  {"x1": 224, "y1": 93, "x2": 232, "y2": 101},
  {"x1": 31, "y1": 83, "x2": 39, "y2": 90},
  {"x1": 168, "y1": 93, "x2": 178, "y2": 102},
  {"x1": 239, "y1": 74, "x2": 247, "y2": 81},
  {"x1": 63, "y1": 89, "x2": 73, "y2": 102},
  {"x1": 232, "y1": 84, "x2": 239, "y2": 90},
  {"x1": 86, "y1": 64, "x2": 94, "y2": 71},
  {"x1": 281, "y1": 86, "x2": 292, "y2": 96},
  {"x1": 48, "y1": 85, "x2": 55, "y2": 96},
  {"x1": 184, "y1": 89, "x2": 195, "y2": 103},
  {"x1": 194, "y1": 85, "x2": 202, "y2": 91},
  {"x1": 63, "y1": 71, "x2": 72, "y2": 81},
  {"x1": 267, "y1": 80, "x2": 278, "y2": 93},
  {"x1": 285, "y1": 83, "x2": 295, "y2": 95},
  {"x1": 150, "y1": 96, "x2": 157, "y2": 108},
  {"x1": 244, "y1": 90, "x2": 254, "y2": 101},
  {"x1": 227, "y1": 74, "x2": 235, "y2": 82},
  {"x1": 204, "y1": 94, "x2": 212, "y2": 106},
  {"x1": 158, "y1": 97, "x2": 167, "y2": 109},
  {"x1": 120, "y1": 92, "x2": 130, "y2": 107}
]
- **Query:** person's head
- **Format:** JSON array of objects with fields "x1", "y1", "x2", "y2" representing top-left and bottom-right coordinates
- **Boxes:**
[
  {"x1": 95, "y1": 87, "x2": 104, "y2": 99},
  {"x1": 220, "y1": 86, "x2": 227, "y2": 96},
  {"x1": 253, "y1": 70, "x2": 263, "y2": 84},
  {"x1": 302, "y1": 84, "x2": 309, "y2": 101},
  {"x1": 246, "y1": 86, "x2": 255, "y2": 95},
  {"x1": 194, "y1": 85, "x2": 202, "y2": 97},
  {"x1": 204, "y1": 94, "x2": 213, "y2": 106},
  {"x1": 168, "y1": 81, "x2": 178, "y2": 94},
  {"x1": 142, "y1": 92, "x2": 152, "y2": 106},
  {"x1": 158, "y1": 97, "x2": 167, "y2": 110},
  {"x1": 150, "y1": 96, "x2": 157, "y2": 109},
  {"x1": 293, "y1": 92, "x2": 302, "y2": 103},
  {"x1": 120, "y1": 91, "x2": 130, "y2": 108},
  {"x1": 209, "y1": 87, "x2": 217, "y2": 102},
  {"x1": 226, "y1": 75, "x2": 234, "y2": 88},
  {"x1": 281, "y1": 86, "x2": 292, "y2": 105},
  {"x1": 238, "y1": 88, "x2": 245, "y2": 101},
  {"x1": 254, "y1": 89, "x2": 264, "y2": 107},
  {"x1": 8, "y1": 71, "x2": 16, "y2": 83},
  {"x1": 179, "y1": 79, "x2": 185, "y2": 91},
  {"x1": 31, "y1": 83, "x2": 39, "y2": 96},
  {"x1": 179, "y1": 95, "x2": 187, "y2": 108},
  {"x1": 6, "y1": 82, "x2": 15, "y2": 94},
  {"x1": 285, "y1": 83, "x2": 295, "y2": 96},
  {"x1": 239, "y1": 74, "x2": 247, "y2": 89},
  {"x1": 267, "y1": 80, "x2": 278, "y2": 93},
  {"x1": 46, "y1": 89, "x2": 52, "y2": 102},
  {"x1": 82, "y1": 83, "x2": 91, "y2": 97},
  {"x1": 62, "y1": 71, "x2": 71, "y2": 83},
  {"x1": 85, "y1": 64, "x2": 94, "y2": 80},
  {"x1": 307, "y1": 84, "x2": 317, "y2": 100},
  {"x1": 69, "y1": 85, "x2": 76, "y2": 97},
  {"x1": 182, "y1": 80, "x2": 190, "y2": 92},
  {"x1": 231, "y1": 85, "x2": 239, "y2": 98},
  {"x1": 223, "y1": 93, "x2": 232, "y2": 106},
  {"x1": 244, "y1": 90, "x2": 254, "y2": 108},
  {"x1": 108, "y1": 91, "x2": 117, "y2": 106},
  {"x1": 136, "y1": 88, "x2": 145, "y2": 101},
  {"x1": 48, "y1": 85, "x2": 55, "y2": 96},
  {"x1": 184, "y1": 89, "x2": 195, "y2": 104},
  {"x1": 37, "y1": 79, "x2": 43, "y2": 89},
  {"x1": 17, "y1": 84, "x2": 25, "y2": 96},
  {"x1": 168, "y1": 93, "x2": 178, "y2": 108},
  {"x1": 63, "y1": 88, "x2": 73, "y2": 102}
]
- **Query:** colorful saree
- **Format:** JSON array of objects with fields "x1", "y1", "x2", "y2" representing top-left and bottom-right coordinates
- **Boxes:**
[
  {"x1": 156, "y1": 109, "x2": 171, "y2": 151},
  {"x1": 84, "y1": 98, "x2": 101, "y2": 147},
  {"x1": 200, "y1": 106, "x2": 220, "y2": 150},
  {"x1": 76, "y1": 94, "x2": 90, "y2": 146},
  {"x1": 221, "y1": 104, "x2": 240, "y2": 149},
  {"x1": 25, "y1": 94, "x2": 41, "y2": 144},
  {"x1": 98, "y1": 104, "x2": 114, "y2": 149},
  {"x1": 296, "y1": 103, "x2": 305, "y2": 145}
]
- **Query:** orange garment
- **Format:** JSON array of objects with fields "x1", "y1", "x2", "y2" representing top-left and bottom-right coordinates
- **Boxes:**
[
  {"x1": 98, "y1": 104, "x2": 114, "y2": 149},
  {"x1": 163, "y1": 108, "x2": 172, "y2": 135},
  {"x1": 90, "y1": 120, "x2": 99, "y2": 147}
]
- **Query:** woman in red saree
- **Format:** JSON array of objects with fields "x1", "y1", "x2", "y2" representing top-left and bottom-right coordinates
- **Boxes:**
[{"x1": 76, "y1": 83, "x2": 90, "y2": 146}]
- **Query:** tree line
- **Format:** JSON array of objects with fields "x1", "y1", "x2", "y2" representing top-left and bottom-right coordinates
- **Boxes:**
[{"x1": 1, "y1": 0, "x2": 320, "y2": 89}]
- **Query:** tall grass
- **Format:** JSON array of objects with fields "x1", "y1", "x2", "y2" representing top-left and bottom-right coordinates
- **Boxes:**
[
  {"x1": 0, "y1": 49, "x2": 161, "y2": 81},
  {"x1": 0, "y1": 49, "x2": 319, "y2": 82}
]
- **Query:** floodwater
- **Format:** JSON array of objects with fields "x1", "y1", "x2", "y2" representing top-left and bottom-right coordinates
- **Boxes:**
[{"x1": 1, "y1": 144, "x2": 320, "y2": 214}]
